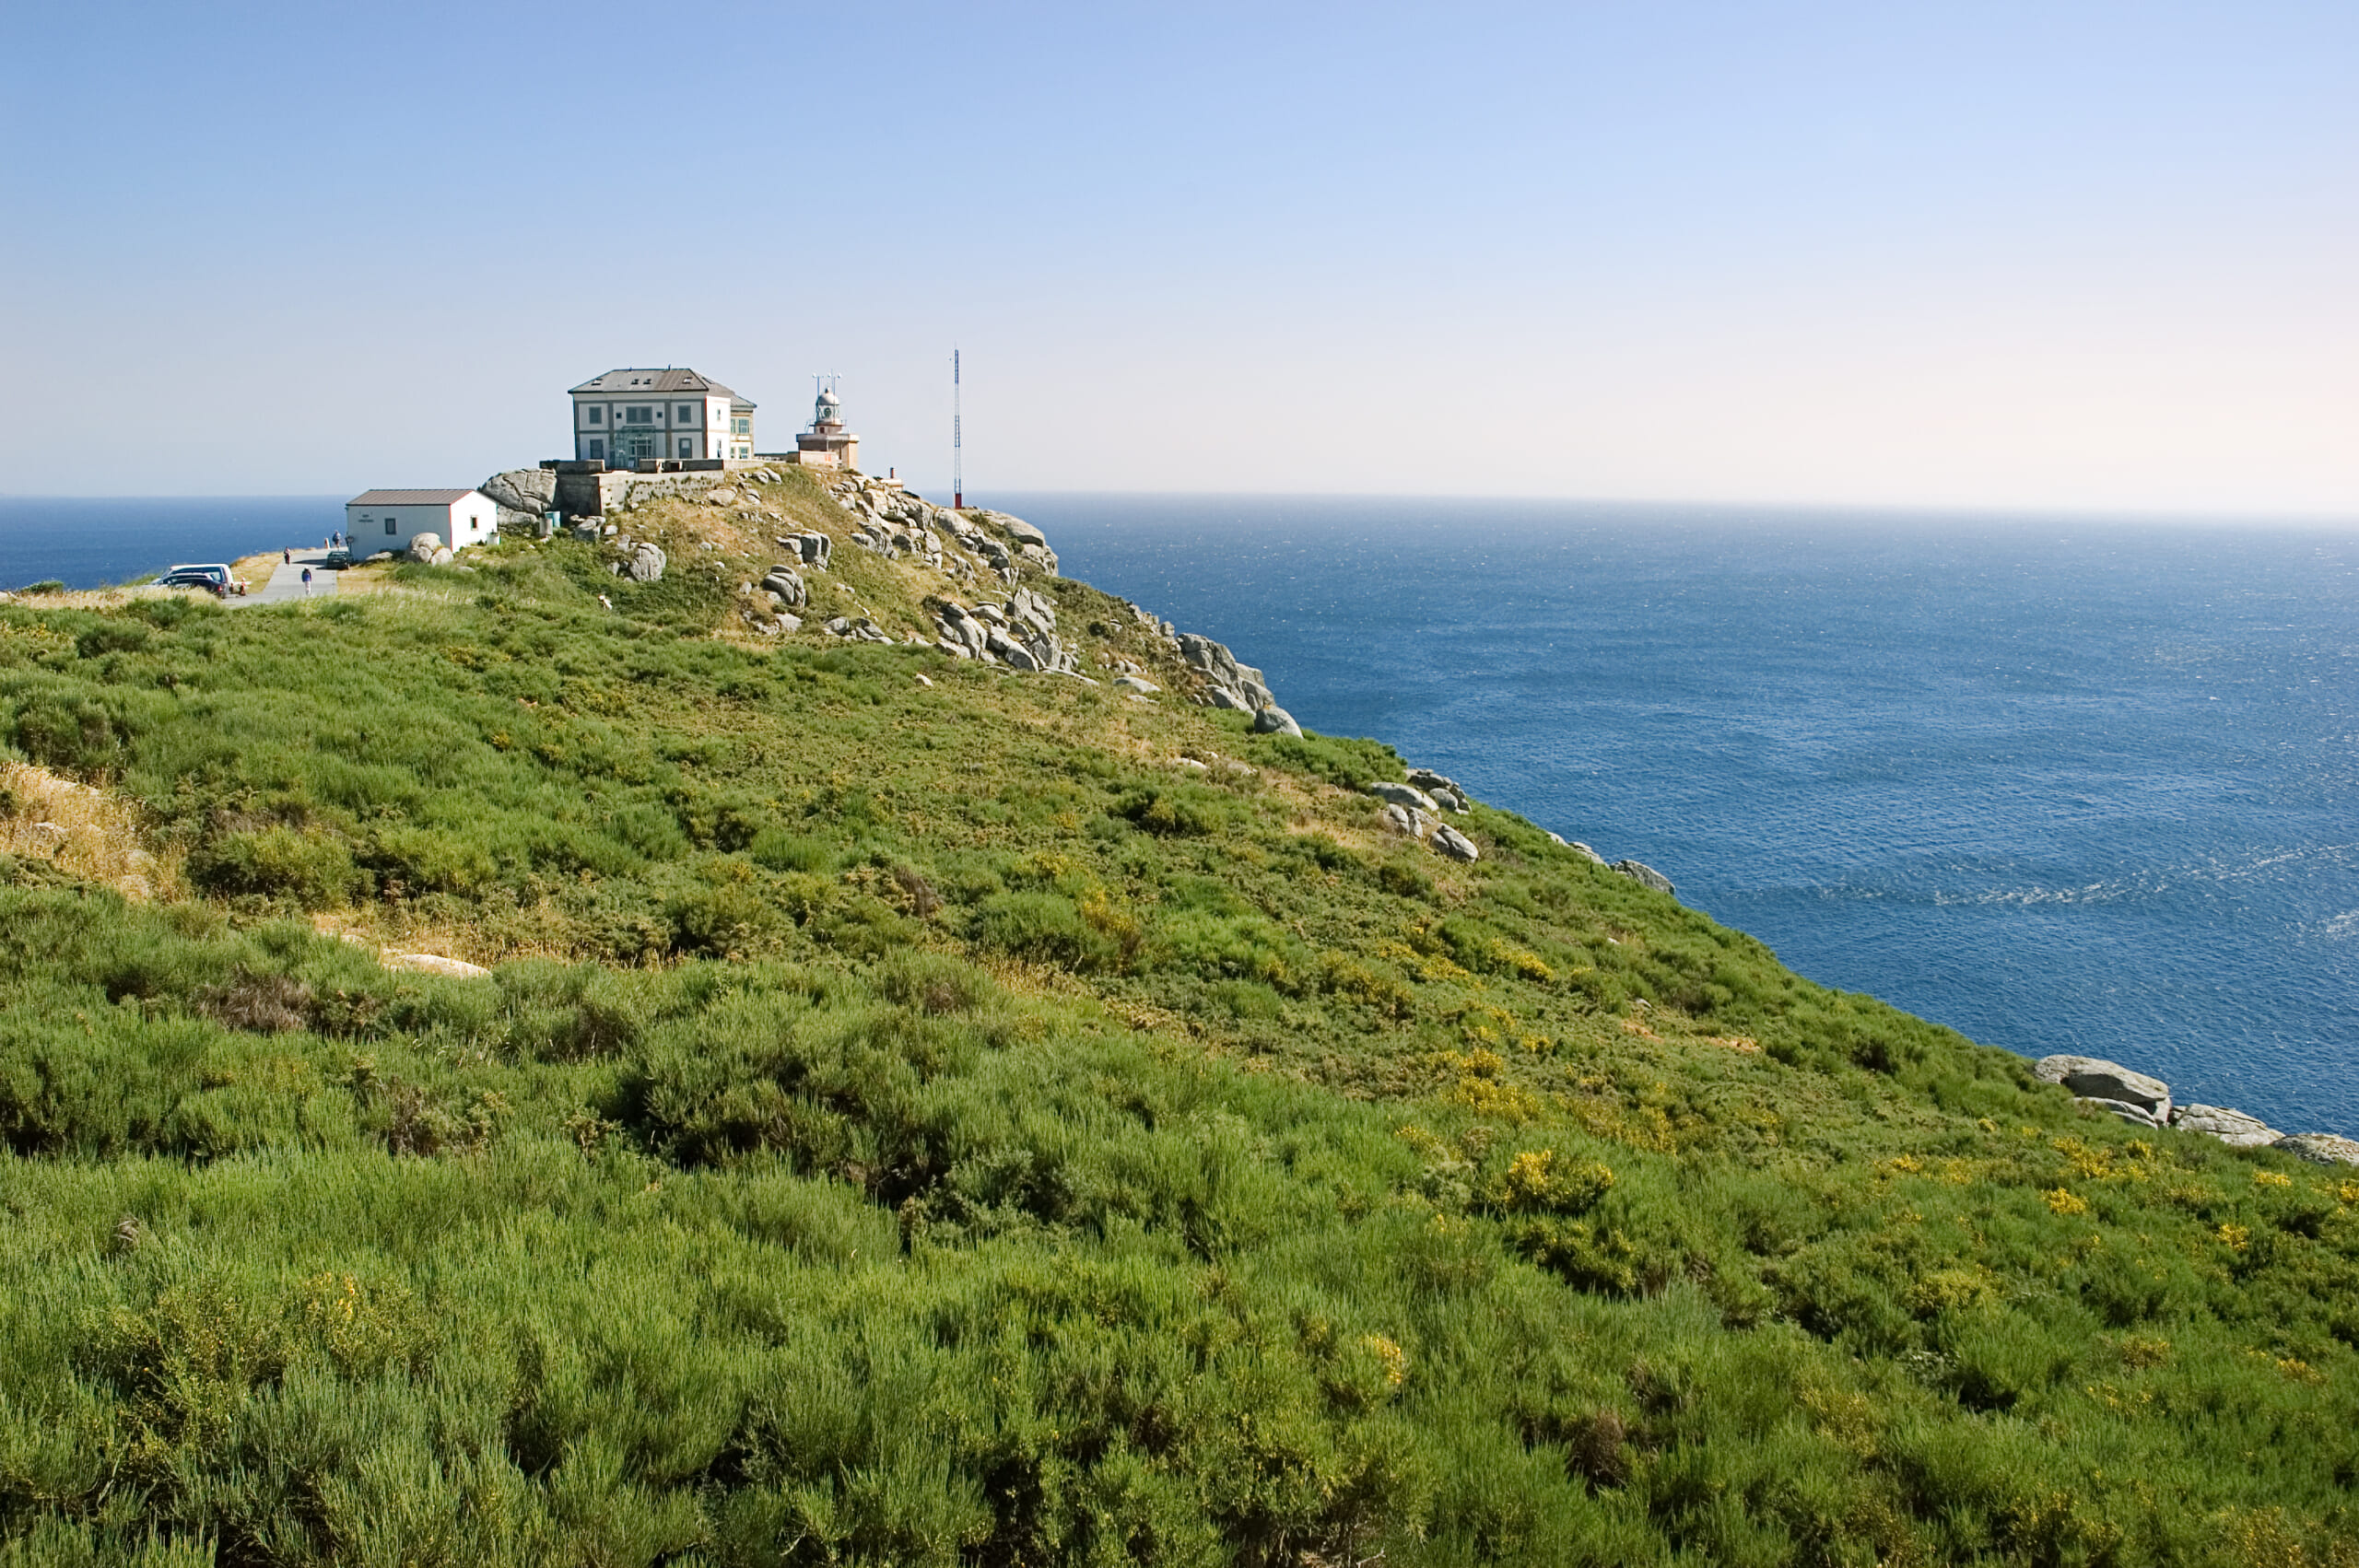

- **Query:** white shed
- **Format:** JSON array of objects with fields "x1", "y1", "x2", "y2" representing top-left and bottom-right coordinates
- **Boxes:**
[{"x1": 346, "y1": 489, "x2": 499, "y2": 556}]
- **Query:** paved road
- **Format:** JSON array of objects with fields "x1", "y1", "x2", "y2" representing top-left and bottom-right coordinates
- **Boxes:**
[{"x1": 240, "y1": 551, "x2": 338, "y2": 606}]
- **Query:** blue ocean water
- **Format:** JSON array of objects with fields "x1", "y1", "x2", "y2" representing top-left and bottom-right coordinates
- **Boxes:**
[
  {"x1": 1006, "y1": 494, "x2": 2359, "y2": 1140},
  {"x1": 0, "y1": 497, "x2": 346, "y2": 589}
]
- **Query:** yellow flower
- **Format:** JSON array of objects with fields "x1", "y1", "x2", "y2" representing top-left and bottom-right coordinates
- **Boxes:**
[
  {"x1": 2046, "y1": 1188, "x2": 2089, "y2": 1216},
  {"x1": 1362, "y1": 1334, "x2": 1408, "y2": 1388}
]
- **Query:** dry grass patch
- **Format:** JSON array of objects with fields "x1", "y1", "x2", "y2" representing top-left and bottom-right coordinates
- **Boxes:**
[{"x1": 0, "y1": 759, "x2": 182, "y2": 900}]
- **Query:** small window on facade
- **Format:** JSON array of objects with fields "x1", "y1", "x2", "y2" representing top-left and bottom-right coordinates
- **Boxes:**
[{"x1": 385, "y1": 519, "x2": 396, "y2": 535}]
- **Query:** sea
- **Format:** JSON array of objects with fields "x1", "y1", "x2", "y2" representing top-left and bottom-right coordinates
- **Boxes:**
[
  {"x1": 0, "y1": 497, "x2": 347, "y2": 589},
  {"x1": 6, "y1": 493, "x2": 2356, "y2": 1137}
]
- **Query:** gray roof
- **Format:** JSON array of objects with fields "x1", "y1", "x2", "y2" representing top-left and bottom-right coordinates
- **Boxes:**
[
  {"x1": 569, "y1": 367, "x2": 755, "y2": 407},
  {"x1": 347, "y1": 488, "x2": 481, "y2": 507}
]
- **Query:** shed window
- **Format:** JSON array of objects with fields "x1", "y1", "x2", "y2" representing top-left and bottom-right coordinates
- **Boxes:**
[{"x1": 385, "y1": 519, "x2": 396, "y2": 535}]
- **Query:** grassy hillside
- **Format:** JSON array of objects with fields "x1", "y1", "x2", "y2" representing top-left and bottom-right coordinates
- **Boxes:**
[{"x1": 1, "y1": 468, "x2": 2354, "y2": 1566}]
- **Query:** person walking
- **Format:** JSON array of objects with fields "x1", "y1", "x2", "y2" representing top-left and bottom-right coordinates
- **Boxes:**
[
  {"x1": 283, "y1": 549, "x2": 291, "y2": 565},
  {"x1": 301, "y1": 567, "x2": 313, "y2": 597}
]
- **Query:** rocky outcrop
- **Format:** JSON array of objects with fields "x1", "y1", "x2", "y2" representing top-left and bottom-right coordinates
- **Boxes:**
[
  {"x1": 2173, "y1": 1105, "x2": 2279, "y2": 1148},
  {"x1": 627, "y1": 543, "x2": 666, "y2": 583},
  {"x1": 759, "y1": 566, "x2": 807, "y2": 609},
  {"x1": 1381, "y1": 803, "x2": 1435, "y2": 839},
  {"x1": 1406, "y1": 768, "x2": 1470, "y2": 813},
  {"x1": 1614, "y1": 860, "x2": 1675, "y2": 896},
  {"x1": 480, "y1": 467, "x2": 558, "y2": 532},
  {"x1": 1432, "y1": 824, "x2": 1481, "y2": 862},
  {"x1": 2078, "y1": 1097, "x2": 2165, "y2": 1129},
  {"x1": 824, "y1": 615, "x2": 897, "y2": 645},
  {"x1": 821, "y1": 481, "x2": 1050, "y2": 584},
  {"x1": 2026, "y1": 1057, "x2": 2353, "y2": 1155},
  {"x1": 1175, "y1": 634, "x2": 1275, "y2": 713},
  {"x1": 406, "y1": 532, "x2": 452, "y2": 566},
  {"x1": 1369, "y1": 782, "x2": 1440, "y2": 814},
  {"x1": 928, "y1": 594, "x2": 1085, "y2": 674},
  {"x1": 777, "y1": 532, "x2": 832, "y2": 569},
  {"x1": 2035, "y1": 1056, "x2": 2171, "y2": 1126},
  {"x1": 1252, "y1": 706, "x2": 1302, "y2": 738},
  {"x1": 978, "y1": 512, "x2": 1058, "y2": 574},
  {"x1": 2273, "y1": 1133, "x2": 2359, "y2": 1167},
  {"x1": 1370, "y1": 785, "x2": 1480, "y2": 861}
]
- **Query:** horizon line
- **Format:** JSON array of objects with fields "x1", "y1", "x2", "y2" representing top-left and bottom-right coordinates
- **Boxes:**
[{"x1": 2, "y1": 486, "x2": 2354, "y2": 530}]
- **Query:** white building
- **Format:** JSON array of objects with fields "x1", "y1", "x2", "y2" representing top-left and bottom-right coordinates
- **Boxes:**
[
  {"x1": 569, "y1": 368, "x2": 756, "y2": 466},
  {"x1": 346, "y1": 489, "x2": 499, "y2": 556}
]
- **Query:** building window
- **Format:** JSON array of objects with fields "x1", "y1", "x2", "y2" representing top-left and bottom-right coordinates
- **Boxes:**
[
  {"x1": 732, "y1": 416, "x2": 750, "y2": 434},
  {"x1": 626, "y1": 405, "x2": 653, "y2": 425},
  {"x1": 588, "y1": 438, "x2": 604, "y2": 459},
  {"x1": 384, "y1": 519, "x2": 396, "y2": 535},
  {"x1": 677, "y1": 438, "x2": 693, "y2": 458},
  {"x1": 677, "y1": 404, "x2": 695, "y2": 422},
  {"x1": 586, "y1": 405, "x2": 604, "y2": 424}
]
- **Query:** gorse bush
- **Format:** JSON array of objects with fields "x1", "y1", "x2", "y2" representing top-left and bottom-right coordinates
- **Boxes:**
[{"x1": 1, "y1": 508, "x2": 2356, "y2": 1563}]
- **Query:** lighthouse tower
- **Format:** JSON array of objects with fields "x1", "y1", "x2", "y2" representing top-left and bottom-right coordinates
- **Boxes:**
[{"x1": 792, "y1": 375, "x2": 861, "y2": 473}]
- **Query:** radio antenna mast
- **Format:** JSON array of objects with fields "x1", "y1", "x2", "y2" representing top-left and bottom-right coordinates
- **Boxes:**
[{"x1": 952, "y1": 348, "x2": 964, "y2": 510}]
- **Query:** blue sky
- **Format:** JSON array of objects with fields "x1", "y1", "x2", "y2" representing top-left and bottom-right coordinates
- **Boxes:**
[{"x1": 2, "y1": 1, "x2": 2352, "y2": 512}]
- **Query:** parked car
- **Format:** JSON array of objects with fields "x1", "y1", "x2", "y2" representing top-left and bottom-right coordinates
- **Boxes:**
[{"x1": 158, "y1": 563, "x2": 246, "y2": 597}]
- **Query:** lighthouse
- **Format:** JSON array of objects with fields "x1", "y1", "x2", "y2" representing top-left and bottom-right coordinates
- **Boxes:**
[{"x1": 792, "y1": 375, "x2": 862, "y2": 473}]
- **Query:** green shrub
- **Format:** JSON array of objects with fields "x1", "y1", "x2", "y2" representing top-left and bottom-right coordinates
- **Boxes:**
[
  {"x1": 1207, "y1": 979, "x2": 1287, "y2": 1021},
  {"x1": 666, "y1": 877, "x2": 783, "y2": 958},
  {"x1": 8, "y1": 689, "x2": 135, "y2": 774},
  {"x1": 979, "y1": 891, "x2": 1117, "y2": 972},
  {"x1": 1250, "y1": 731, "x2": 1402, "y2": 789},
  {"x1": 1115, "y1": 784, "x2": 1232, "y2": 837},
  {"x1": 1378, "y1": 860, "x2": 1435, "y2": 900},
  {"x1": 187, "y1": 825, "x2": 361, "y2": 908},
  {"x1": 750, "y1": 827, "x2": 834, "y2": 872},
  {"x1": 879, "y1": 951, "x2": 990, "y2": 1015}
]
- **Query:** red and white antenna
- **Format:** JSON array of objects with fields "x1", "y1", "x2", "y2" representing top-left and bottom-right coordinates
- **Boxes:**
[{"x1": 952, "y1": 348, "x2": 964, "y2": 510}]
